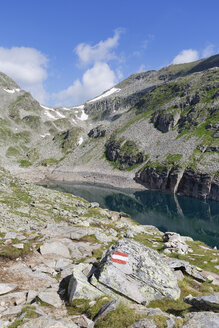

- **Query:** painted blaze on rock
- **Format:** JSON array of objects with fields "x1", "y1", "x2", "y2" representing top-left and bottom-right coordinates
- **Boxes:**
[{"x1": 93, "y1": 239, "x2": 180, "y2": 304}]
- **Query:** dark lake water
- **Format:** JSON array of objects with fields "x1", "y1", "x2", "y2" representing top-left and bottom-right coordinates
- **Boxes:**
[{"x1": 44, "y1": 182, "x2": 219, "y2": 248}]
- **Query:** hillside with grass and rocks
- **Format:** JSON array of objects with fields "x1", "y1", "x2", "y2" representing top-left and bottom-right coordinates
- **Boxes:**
[
  {"x1": 0, "y1": 168, "x2": 218, "y2": 327},
  {"x1": 0, "y1": 55, "x2": 218, "y2": 201},
  {"x1": 0, "y1": 54, "x2": 219, "y2": 327}
]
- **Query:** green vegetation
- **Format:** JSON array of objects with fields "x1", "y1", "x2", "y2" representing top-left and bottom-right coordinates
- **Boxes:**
[
  {"x1": 53, "y1": 127, "x2": 82, "y2": 152},
  {"x1": 94, "y1": 302, "x2": 145, "y2": 328},
  {"x1": 6, "y1": 146, "x2": 21, "y2": 158},
  {"x1": 39, "y1": 158, "x2": 60, "y2": 166},
  {"x1": 19, "y1": 159, "x2": 32, "y2": 167},
  {"x1": 169, "y1": 240, "x2": 219, "y2": 275},
  {"x1": 8, "y1": 319, "x2": 24, "y2": 328}
]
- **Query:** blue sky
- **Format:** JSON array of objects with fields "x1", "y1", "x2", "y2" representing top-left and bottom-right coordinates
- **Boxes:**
[{"x1": 0, "y1": 0, "x2": 218, "y2": 106}]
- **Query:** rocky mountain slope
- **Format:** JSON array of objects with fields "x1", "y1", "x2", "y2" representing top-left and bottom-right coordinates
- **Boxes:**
[
  {"x1": 0, "y1": 55, "x2": 219, "y2": 201},
  {"x1": 0, "y1": 168, "x2": 218, "y2": 327}
]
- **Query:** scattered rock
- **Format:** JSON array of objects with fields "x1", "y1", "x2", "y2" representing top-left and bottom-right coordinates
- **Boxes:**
[
  {"x1": 72, "y1": 314, "x2": 94, "y2": 328},
  {"x1": 165, "y1": 257, "x2": 206, "y2": 282},
  {"x1": 184, "y1": 293, "x2": 219, "y2": 311},
  {"x1": 130, "y1": 318, "x2": 157, "y2": 328},
  {"x1": 162, "y1": 232, "x2": 191, "y2": 254}
]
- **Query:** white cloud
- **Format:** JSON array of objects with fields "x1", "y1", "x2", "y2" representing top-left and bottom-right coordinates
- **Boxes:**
[
  {"x1": 75, "y1": 29, "x2": 122, "y2": 66},
  {"x1": 54, "y1": 62, "x2": 117, "y2": 106},
  {"x1": 202, "y1": 44, "x2": 215, "y2": 58},
  {"x1": 53, "y1": 30, "x2": 124, "y2": 106},
  {"x1": 172, "y1": 49, "x2": 199, "y2": 65},
  {"x1": 0, "y1": 47, "x2": 48, "y2": 103}
]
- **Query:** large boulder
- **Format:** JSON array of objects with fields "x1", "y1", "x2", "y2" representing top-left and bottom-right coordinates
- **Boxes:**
[{"x1": 90, "y1": 239, "x2": 180, "y2": 304}]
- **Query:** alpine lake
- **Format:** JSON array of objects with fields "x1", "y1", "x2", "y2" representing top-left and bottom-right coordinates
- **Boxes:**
[{"x1": 43, "y1": 182, "x2": 219, "y2": 248}]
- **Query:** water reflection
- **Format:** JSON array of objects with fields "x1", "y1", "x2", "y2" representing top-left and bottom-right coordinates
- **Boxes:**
[{"x1": 44, "y1": 182, "x2": 219, "y2": 248}]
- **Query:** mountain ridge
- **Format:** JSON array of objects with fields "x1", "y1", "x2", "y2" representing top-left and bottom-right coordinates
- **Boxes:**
[{"x1": 0, "y1": 54, "x2": 218, "y2": 200}]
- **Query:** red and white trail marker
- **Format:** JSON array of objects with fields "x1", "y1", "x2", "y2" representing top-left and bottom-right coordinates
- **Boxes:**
[{"x1": 112, "y1": 251, "x2": 128, "y2": 265}]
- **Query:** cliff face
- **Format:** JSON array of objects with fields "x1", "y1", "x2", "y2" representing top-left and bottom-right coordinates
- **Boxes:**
[{"x1": 135, "y1": 167, "x2": 219, "y2": 201}]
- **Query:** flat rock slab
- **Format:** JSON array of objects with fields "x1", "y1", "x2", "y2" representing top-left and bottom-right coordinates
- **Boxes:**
[
  {"x1": 40, "y1": 241, "x2": 70, "y2": 258},
  {"x1": 0, "y1": 283, "x2": 17, "y2": 295},
  {"x1": 183, "y1": 312, "x2": 219, "y2": 328},
  {"x1": 92, "y1": 238, "x2": 180, "y2": 304},
  {"x1": 20, "y1": 315, "x2": 78, "y2": 327},
  {"x1": 38, "y1": 290, "x2": 63, "y2": 308},
  {"x1": 184, "y1": 292, "x2": 219, "y2": 311}
]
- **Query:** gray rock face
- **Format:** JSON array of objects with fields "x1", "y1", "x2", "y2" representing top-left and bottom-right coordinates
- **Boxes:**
[
  {"x1": 135, "y1": 166, "x2": 219, "y2": 202},
  {"x1": 91, "y1": 238, "x2": 180, "y2": 304},
  {"x1": 183, "y1": 312, "x2": 219, "y2": 328},
  {"x1": 184, "y1": 293, "x2": 219, "y2": 311}
]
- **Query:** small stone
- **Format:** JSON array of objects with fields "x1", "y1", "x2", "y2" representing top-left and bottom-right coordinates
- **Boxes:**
[
  {"x1": 0, "y1": 283, "x2": 17, "y2": 295},
  {"x1": 13, "y1": 243, "x2": 24, "y2": 249}
]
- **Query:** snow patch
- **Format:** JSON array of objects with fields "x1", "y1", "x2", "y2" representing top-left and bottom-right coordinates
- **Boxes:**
[
  {"x1": 3, "y1": 88, "x2": 15, "y2": 93},
  {"x1": 41, "y1": 105, "x2": 55, "y2": 111},
  {"x1": 62, "y1": 107, "x2": 70, "y2": 111},
  {"x1": 73, "y1": 105, "x2": 84, "y2": 110},
  {"x1": 44, "y1": 111, "x2": 56, "y2": 120},
  {"x1": 78, "y1": 137, "x2": 83, "y2": 145},
  {"x1": 56, "y1": 111, "x2": 65, "y2": 118},
  {"x1": 87, "y1": 87, "x2": 121, "y2": 103},
  {"x1": 72, "y1": 119, "x2": 77, "y2": 124},
  {"x1": 40, "y1": 133, "x2": 50, "y2": 138},
  {"x1": 77, "y1": 109, "x2": 88, "y2": 121}
]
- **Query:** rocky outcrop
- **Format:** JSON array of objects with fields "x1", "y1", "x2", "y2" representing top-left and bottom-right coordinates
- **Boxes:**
[
  {"x1": 90, "y1": 238, "x2": 180, "y2": 304},
  {"x1": 88, "y1": 125, "x2": 106, "y2": 138},
  {"x1": 135, "y1": 164, "x2": 184, "y2": 193},
  {"x1": 105, "y1": 138, "x2": 144, "y2": 170},
  {"x1": 177, "y1": 169, "x2": 219, "y2": 201},
  {"x1": 135, "y1": 165, "x2": 219, "y2": 201},
  {"x1": 151, "y1": 111, "x2": 180, "y2": 132}
]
